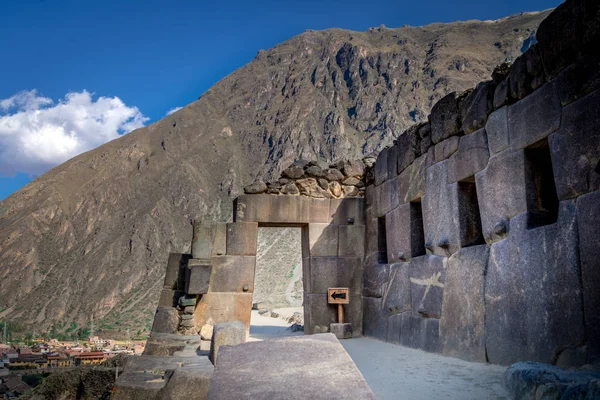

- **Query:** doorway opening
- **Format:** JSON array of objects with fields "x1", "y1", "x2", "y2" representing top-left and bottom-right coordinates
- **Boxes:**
[{"x1": 249, "y1": 226, "x2": 304, "y2": 341}]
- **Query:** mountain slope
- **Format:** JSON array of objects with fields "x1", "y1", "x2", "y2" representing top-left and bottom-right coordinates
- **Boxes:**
[{"x1": 0, "y1": 10, "x2": 551, "y2": 337}]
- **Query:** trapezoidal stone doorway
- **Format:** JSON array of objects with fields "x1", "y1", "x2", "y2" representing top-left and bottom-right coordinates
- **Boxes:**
[{"x1": 192, "y1": 194, "x2": 365, "y2": 338}]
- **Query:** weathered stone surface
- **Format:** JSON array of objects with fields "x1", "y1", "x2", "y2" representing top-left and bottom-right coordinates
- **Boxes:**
[
  {"x1": 209, "y1": 334, "x2": 375, "y2": 399},
  {"x1": 375, "y1": 147, "x2": 389, "y2": 186},
  {"x1": 337, "y1": 225, "x2": 365, "y2": 258},
  {"x1": 305, "y1": 165, "x2": 325, "y2": 178},
  {"x1": 577, "y1": 191, "x2": 600, "y2": 363},
  {"x1": 192, "y1": 221, "x2": 216, "y2": 259},
  {"x1": 493, "y1": 78, "x2": 509, "y2": 109},
  {"x1": 396, "y1": 128, "x2": 418, "y2": 173},
  {"x1": 508, "y1": 82, "x2": 561, "y2": 151},
  {"x1": 341, "y1": 160, "x2": 365, "y2": 177},
  {"x1": 485, "y1": 106, "x2": 508, "y2": 155},
  {"x1": 431, "y1": 92, "x2": 462, "y2": 144},
  {"x1": 394, "y1": 146, "x2": 435, "y2": 205},
  {"x1": 304, "y1": 293, "x2": 362, "y2": 336},
  {"x1": 418, "y1": 123, "x2": 433, "y2": 156},
  {"x1": 434, "y1": 136, "x2": 459, "y2": 162},
  {"x1": 410, "y1": 255, "x2": 446, "y2": 318},
  {"x1": 362, "y1": 263, "x2": 389, "y2": 298},
  {"x1": 185, "y1": 259, "x2": 212, "y2": 295},
  {"x1": 296, "y1": 178, "x2": 330, "y2": 198},
  {"x1": 382, "y1": 262, "x2": 411, "y2": 316},
  {"x1": 342, "y1": 185, "x2": 359, "y2": 197},
  {"x1": 508, "y1": 46, "x2": 546, "y2": 101},
  {"x1": 304, "y1": 223, "x2": 338, "y2": 257},
  {"x1": 330, "y1": 323, "x2": 353, "y2": 339},
  {"x1": 554, "y1": 54, "x2": 600, "y2": 106},
  {"x1": 151, "y1": 307, "x2": 180, "y2": 334},
  {"x1": 158, "y1": 289, "x2": 184, "y2": 307},
  {"x1": 549, "y1": 89, "x2": 600, "y2": 200},
  {"x1": 280, "y1": 182, "x2": 300, "y2": 195},
  {"x1": 342, "y1": 176, "x2": 360, "y2": 186},
  {"x1": 226, "y1": 222, "x2": 258, "y2": 255},
  {"x1": 329, "y1": 181, "x2": 342, "y2": 197},
  {"x1": 324, "y1": 168, "x2": 344, "y2": 182},
  {"x1": 330, "y1": 198, "x2": 365, "y2": 226},
  {"x1": 243, "y1": 179, "x2": 267, "y2": 194},
  {"x1": 423, "y1": 161, "x2": 461, "y2": 256},
  {"x1": 283, "y1": 165, "x2": 304, "y2": 179},
  {"x1": 475, "y1": 149, "x2": 528, "y2": 243},
  {"x1": 448, "y1": 128, "x2": 489, "y2": 183},
  {"x1": 385, "y1": 203, "x2": 425, "y2": 263},
  {"x1": 178, "y1": 294, "x2": 197, "y2": 307},
  {"x1": 460, "y1": 81, "x2": 495, "y2": 134},
  {"x1": 235, "y1": 194, "x2": 330, "y2": 224},
  {"x1": 372, "y1": 178, "x2": 392, "y2": 218},
  {"x1": 307, "y1": 257, "x2": 362, "y2": 295},
  {"x1": 440, "y1": 245, "x2": 488, "y2": 362},
  {"x1": 200, "y1": 324, "x2": 214, "y2": 340},
  {"x1": 158, "y1": 362, "x2": 214, "y2": 400},
  {"x1": 164, "y1": 253, "x2": 189, "y2": 290},
  {"x1": 210, "y1": 321, "x2": 246, "y2": 364},
  {"x1": 362, "y1": 296, "x2": 385, "y2": 340},
  {"x1": 387, "y1": 144, "x2": 399, "y2": 178},
  {"x1": 395, "y1": 313, "x2": 441, "y2": 353},
  {"x1": 194, "y1": 293, "x2": 253, "y2": 335},
  {"x1": 209, "y1": 256, "x2": 255, "y2": 293},
  {"x1": 505, "y1": 362, "x2": 600, "y2": 400},
  {"x1": 485, "y1": 201, "x2": 584, "y2": 365}
]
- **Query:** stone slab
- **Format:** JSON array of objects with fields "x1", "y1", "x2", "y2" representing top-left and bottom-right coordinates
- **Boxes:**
[
  {"x1": 388, "y1": 143, "x2": 399, "y2": 178},
  {"x1": 375, "y1": 147, "x2": 389, "y2": 186},
  {"x1": 485, "y1": 106, "x2": 509, "y2": 155},
  {"x1": 460, "y1": 81, "x2": 494, "y2": 134},
  {"x1": 396, "y1": 128, "x2": 418, "y2": 173},
  {"x1": 208, "y1": 334, "x2": 375, "y2": 399},
  {"x1": 307, "y1": 257, "x2": 362, "y2": 295},
  {"x1": 485, "y1": 201, "x2": 584, "y2": 365},
  {"x1": 234, "y1": 194, "x2": 330, "y2": 224},
  {"x1": 362, "y1": 296, "x2": 385, "y2": 340},
  {"x1": 447, "y1": 128, "x2": 489, "y2": 184},
  {"x1": 225, "y1": 222, "x2": 258, "y2": 256},
  {"x1": 158, "y1": 362, "x2": 214, "y2": 400},
  {"x1": 304, "y1": 223, "x2": 338, "y2": 257},
  {"x1": 508, "y1": 82, "x2": 561, "y2": 151},
  {"x1": 151, "y1": 307, "x2": 180, "y2": 334},
  {"x1": 185, "y1": 259, "x2": 212, "y2": 295},
  {"x1": 396, "y1": 312, "x2": 441, "y2": 353},
  {"x1": 385, "y1": 202, "x2": 426, "y2": 263},
  {"x1": 549, "y1": 88, "x2": 600, "y2": 200},
  {"x1": 158, "y1": 289, "x2": 184, "y2": 308},
  {"x1": 440, "y1": 245, "x2": 488, "y2": 362},
  {"x1": 210, "y1": 321, "x2": 246, "y2": 364},
  {"x1": 577, "y1": 190, "x2": 600, "y2": 363},
  {"x1": 164, "y1": 253, "x2": 190, "y2": 290},
  {"x1": 431, "y1": 92, "x2": 462, "y2": 144},
  {"x1": 410, "y1": 255, "x2": 446, "y2": 318},
  {"x1": 194, "y1": 293, "x2": 253, "y2": 335},
  {"x1": 191, "y1": 220, "x2": 215, "y2": 260},
  {"x1": 329, "y1": 198, "x2": 365, "y2": 226},
  {"x1": 475, "y1": 149, "x2": 528, "y2": 243},
  {"x1": 434, "y1": 136, "x2": 459, "y2": 163},
  {"x1": 330, "y1": 323, "x2": 353, "y2": 339},
  {"x1": 337, "y1": 225, "x2": 365, "y2": 258},
  {"x1": 362, "y1": 263, "x2": 389, "y2": 298},
  {"x1": 382, "y1": 262, "x2": 411, "y2": 316},
  {"x1": 209, "y1": 256, "x2": 255, "y2": 293}
]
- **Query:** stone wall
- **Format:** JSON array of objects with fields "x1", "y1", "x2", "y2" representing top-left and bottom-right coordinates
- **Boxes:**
[{"x1": 363, "y1": 0, "x2": 600, "y2": 366}]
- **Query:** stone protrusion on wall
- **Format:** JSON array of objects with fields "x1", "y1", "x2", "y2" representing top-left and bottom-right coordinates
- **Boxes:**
[
  {"x1": 244, "y1": 158, "x2": 372, "y2": 199},
  {"x1": 362, "y1": 0, "x2": 600, "y2": 365}
]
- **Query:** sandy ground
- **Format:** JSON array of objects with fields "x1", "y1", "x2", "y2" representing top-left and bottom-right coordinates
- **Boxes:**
[
  {"x1": 250, "y1": 310, "x2": 508, "y2": 399},
  {"x1": 342, "y1": 338, "x2": 509, "y2": 400}
]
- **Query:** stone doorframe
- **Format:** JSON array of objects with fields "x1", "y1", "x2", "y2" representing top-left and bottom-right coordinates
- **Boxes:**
[{"x1": 192, "y1": 194, "x2": 366, "y2": 338}]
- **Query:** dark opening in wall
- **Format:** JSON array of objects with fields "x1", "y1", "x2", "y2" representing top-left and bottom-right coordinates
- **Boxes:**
[
  {"x1": 410, "y1": 201, "x2": 426, "y2": 257},
  {"x1": 457, "y1": 178, "x2": 485, "y2": 247},
  {"x1": 525, "y1": 139, "x2": 559, "y2": 229},
  {"x1": 377, "y1": 216, "x2": 388, "y2": 263}
]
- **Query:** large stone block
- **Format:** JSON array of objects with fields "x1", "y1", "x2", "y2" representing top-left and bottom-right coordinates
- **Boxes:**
[
  {"x1": 226, "y1": 222, "x2": 258, "y2": 255},
  {"x1": 549, "y1": 89, "x2": 600, "y2": 200},
  {"x1": 440, "y1": 245, "x2": 488, "y2": 362},
  {"x1": 209, "y1": 334, "x2": 375, "y2": 399},
  {"x1": 485, "y1": 106, "x2": 509, "y2": 155},
  {"x1": 212, "y1": 223, "x2": 227, "y2": 256},
  {"x1": 460, "y1": 81, "x2": 495, "y2": 134},
  {"x1": 158, "y1": 289, "x2": 184, "y2": 307},
  {"x1": 394, "y1": 147, "x2": 435, "y2": 205},
  {"x1": 485, "y1": 201, "x2": 584, "y2": 365},
  {"x1": 434, "y1": 136, "x2": 459, "y2": 163},
  {"x1": 191, "y1": 220, "x2": 215, "y2": 259},
  {"x1": 397, "y1": 313, "x2": 441, "y2": 353},
  {"x1": 555, "y1": 53, "x2": 600, "y2": 106},
  {"x1": 382, "y1": 262, "x2": 411, "y2": 316},
  {"x1": 158, "y1": 363, "x2": 213, "y2": 400},
  {"x1": 475, "y1": 149, "x2": 528, "y2": 243},
  {"x1": 210, "y1": 321, "x2": 246, "y2": 364},
  {"x1": 385, "y1": 203, "x2": 425, "y2": 263},
  {"x1": 373, "y1": 178, "x2": 392, "y2": 218},
  {"x1": 447, "y1": 128, "x2": 489, "y2": 183},
  {"x1": 362, "y1": 263, "x2": 389, "y2": 298},
  {"x1": 194, "y1": 293, "x2": 253, "y2": 335},
  {"x1": 234, "y1": 194, "x2": 330, "y2": 224},
  {"x1": 431, "y1": 92, "x2": 462, "y2": 144},
  {"x1": 330, "y1": 198, "x2": 365, "y2": 226},
  {"x1": 396, "y1": 128, "x2": 418, "y2": 173},
  {"x1": 387, "y1": 143, "x2": 399, "y2": 178},
  {"x1": 362, "y1": 296, "x2": 385, "y2": 340},
  {"x1": 338, "y1": 225, "x2": 365, "y2": 258},
  {"x1": 508, "y1": 82, "x2": 561, "y2": 151},
  {"x1": 374, "y1": 147, "x2": 389, "y2": 186},
  {"x1": 151, "y1": 307, "x2": 179, "y2": 334},
  {"x1": 307, "y1": 257, "x2": 362, "y2": 295},
  {"x1": 304, "y1": 293, "x2": 361, "y2": 336},
  {"x1": 508, "y1": 46, "x2": 546, "y2": 101},
  {"x1": 577, "y1": 191, "x2": 600, "y2": 362},
  {"x1": 364, "y1": 208, "x2": 379, "y2": 262},
  {"x1": 165, "y1": 253, "x2": 191, "y2": 290},
  {"x1": 209, "y1": 256, "x2": 255, "y2": 293},
  {"x1": 185, "y1": 259, "x2": 212, "y2": 295},
  {"x1": 422, "y1": 161, "x2": 461, "y2": 256},
  {"x1": 410, "y1": 255, "x2": 446, "y2": 318},
  {"x1": 304, "y1": 223, "x2": 338, "y2": 257}
]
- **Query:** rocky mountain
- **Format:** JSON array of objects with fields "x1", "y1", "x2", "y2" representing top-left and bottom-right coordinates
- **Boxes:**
[{"x1": 0, "y1": 9, "x2": 551, "y2": 337}]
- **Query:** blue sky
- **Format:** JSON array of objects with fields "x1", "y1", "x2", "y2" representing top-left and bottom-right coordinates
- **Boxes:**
[{"x1": 0, "y1": 0, "x2": 561, "y2": 200}]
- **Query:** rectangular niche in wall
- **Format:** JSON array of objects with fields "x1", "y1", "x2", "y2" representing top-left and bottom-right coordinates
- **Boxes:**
[
  {"x1": 377, "y1": 216, "x2": 388, "y2": 263},
  {"x1": 409, "y1": 201, "x2": 426, "y2": 257},
  {"x1": 525, "y1": 139, "x2": 559, "y2": 229},
  {"x1": 457, "y1": 178, "x2": 485, "y2": 247}
]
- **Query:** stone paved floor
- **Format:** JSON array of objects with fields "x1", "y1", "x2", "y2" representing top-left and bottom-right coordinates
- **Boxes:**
[{"x1": 342, "y1": 337, "x2": 509, "y2": 400}]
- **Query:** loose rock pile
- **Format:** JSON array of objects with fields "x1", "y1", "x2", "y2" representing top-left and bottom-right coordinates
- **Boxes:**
[{"x1": 244, "y1": 158, "x2": 375, "y2": 198}]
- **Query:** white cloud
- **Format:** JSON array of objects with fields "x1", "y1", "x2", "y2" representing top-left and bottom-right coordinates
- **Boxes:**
[
  {"x1": 0, "y1": 89, "x2": 149, "y2": 176},
  {"x1": 165, "y1": 106, "x2": 183, "y2": 116}
]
